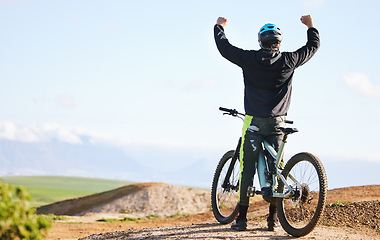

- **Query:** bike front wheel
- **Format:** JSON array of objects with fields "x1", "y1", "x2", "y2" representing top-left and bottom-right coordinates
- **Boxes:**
[
  {"x1": 211, "y1": 150, "x2": 240, "y2": 224},
  {"x1": 277, "y1": 152, "x2": 328, "y2": 237}
]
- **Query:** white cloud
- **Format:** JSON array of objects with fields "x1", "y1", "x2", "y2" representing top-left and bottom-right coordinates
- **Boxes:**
[
  {"x1": 0, "y1": 121, "x2": 40, "y2": 143},
  {"x1": 40, "y1": 122, "x2": 82, "y2": 144},
  {"x1": 0, "y1": 121, "x2": 113, "y2": 145},
  {"x1": 343, "y1": 73, "x2": 380, "y2": 98},
  {"x1": 0, "y1": 120, "x2": 185, "y2": 148},
  {"x1": 301, "y1": 0, "x2": 325, "y2": 9}
]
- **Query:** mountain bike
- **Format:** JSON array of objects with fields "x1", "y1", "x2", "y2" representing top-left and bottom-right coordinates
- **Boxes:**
[{"x1": 211, "y1": 107, "x2": 328, "y2": 237}]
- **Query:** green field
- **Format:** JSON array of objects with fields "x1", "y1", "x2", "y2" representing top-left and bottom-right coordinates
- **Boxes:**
[{"x1": 0, "y1": 176, "x2": 134, "y2": 207}]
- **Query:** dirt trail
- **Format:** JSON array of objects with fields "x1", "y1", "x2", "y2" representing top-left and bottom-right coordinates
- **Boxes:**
[
  {"x1": 78, "y1": 222, "x2": 378, "y2": 240},
  {"x1": 42, "y1": 184, "x2": 380, "y2": 240}
]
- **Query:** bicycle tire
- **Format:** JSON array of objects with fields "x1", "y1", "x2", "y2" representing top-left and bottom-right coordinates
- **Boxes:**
[
  {"x1": 277, "y1": 152, "x2": 327, "y2": 237},
  {"x1": 211, "y1": 150, "x2": 240, "y2": 224}
]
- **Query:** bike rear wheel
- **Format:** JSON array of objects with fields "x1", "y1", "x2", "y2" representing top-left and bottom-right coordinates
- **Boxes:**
[
  {"x1": 277, "y1": 152, "x2": 327, "y2": 237},
  {"x1": 211, "y1": 150, "x2": 240, "y2": 224}
]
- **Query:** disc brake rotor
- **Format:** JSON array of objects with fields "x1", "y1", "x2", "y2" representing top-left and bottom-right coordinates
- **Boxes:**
[
  {"x1": 290, "y1": 183, "x2": 311, "y2": 205},
  {"x1": 290, "y1": 183, "x2": 302, "y2": 205}
]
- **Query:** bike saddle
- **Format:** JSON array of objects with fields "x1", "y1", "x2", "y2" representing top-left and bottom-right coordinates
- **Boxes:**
[{"x1": 280, "y1": 127, "x2": 298, "y2": 134}]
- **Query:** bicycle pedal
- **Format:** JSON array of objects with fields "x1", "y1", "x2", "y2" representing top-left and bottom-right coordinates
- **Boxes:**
[
  {"x1": 256, "y1": 187, "x2": 273, "y2": 197},
  {"x1": 247, "y1": 186, "x2": 256, "y2": 197}
]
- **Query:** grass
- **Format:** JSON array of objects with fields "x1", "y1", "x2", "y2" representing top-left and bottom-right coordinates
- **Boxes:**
[
  {"x1": 97, "y1": 217, "x2": 144, "y2": 223},
  {"x1": 322, "y1": 221, "x2": 333, "y2": 227},
  {"x1": 96, "y1": 216, "x2": 160, "y2": 223},
  {"x1": 40, "y1": 214, "x2": 69, "y2": 221},
  {"x1": 0, "y1": 176, "x2": 134, "y2": 207},
  {"x1": 96, "y1": 214, "x2": 176, "y2": 223},
  {"x1": 169, "y1": 213, "x2": 189, "y2": 218},
  {"x1": 95, "y1": 213, "x2": 190, "y2": 223},
  {"x1": 326, "y1": 199, "x2": 350, "y2": 208}
]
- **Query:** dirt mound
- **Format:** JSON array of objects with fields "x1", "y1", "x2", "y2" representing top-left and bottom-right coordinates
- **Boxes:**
[
  {"x1": 37, "y1": 182, "x2": 210, "y2": 217},
  {"x1": 45, "y1": 184, "x2": 380, "y2": 240},
  {"x1": 253, "y1": 185, "x2": 380, "y2": 229},
  {"x1": 326, "y1": 185, "x2": 380, "y2": 203},
  {"x1": 322, "y1": 200, "x2": 380, "y2": 232}
]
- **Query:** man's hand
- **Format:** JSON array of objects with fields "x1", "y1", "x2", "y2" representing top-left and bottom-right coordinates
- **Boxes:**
[
  {"x1": 300, "y1": 15, "x2": 314, "y2": 28},
  {"x1": 216, "y1": 17, "x2": 228, "y2": 27}
]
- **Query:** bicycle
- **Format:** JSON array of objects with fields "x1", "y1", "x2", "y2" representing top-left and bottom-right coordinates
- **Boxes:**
[{"x1": 211, "y1": 107, "x2": 328, "y2": 237}]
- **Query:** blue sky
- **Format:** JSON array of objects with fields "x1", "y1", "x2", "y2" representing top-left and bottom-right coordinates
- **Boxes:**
[{"x1": 1, "y1": 0, "x2": 379, "y2": 189}]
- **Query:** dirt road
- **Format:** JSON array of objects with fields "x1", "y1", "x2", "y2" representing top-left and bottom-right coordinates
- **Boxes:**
[
  {"x1": 78, "y1": 222, "x2": 378, "y2": 240},
  {"x1": 44, "y1": 185, "x2": 380, "y2": 239},
  {"x1": 49, "y1": 212, "x2": 379, "y2": 240},
  {"x1": 47, "y1": 200, "x2": 380, "y2": 239}
]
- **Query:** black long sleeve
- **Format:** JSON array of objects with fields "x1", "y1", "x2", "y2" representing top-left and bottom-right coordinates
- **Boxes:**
[{"x1": 213, "y1": 24, "x2": 320, "y2": 117}]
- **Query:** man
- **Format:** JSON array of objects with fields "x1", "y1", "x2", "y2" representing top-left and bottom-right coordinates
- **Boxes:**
[{"x1": 214, "y1": 15, "x2": 320, "y2": 231}]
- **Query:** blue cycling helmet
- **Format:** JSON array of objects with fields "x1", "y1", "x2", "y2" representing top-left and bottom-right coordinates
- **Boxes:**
[{"x1": 258, "y1": 23, "x2": 283, "y2": 45}]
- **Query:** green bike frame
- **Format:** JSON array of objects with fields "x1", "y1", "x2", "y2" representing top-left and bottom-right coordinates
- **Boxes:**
[{"x1": 257, "y1": 139, "x2": 298, "y2": 199}]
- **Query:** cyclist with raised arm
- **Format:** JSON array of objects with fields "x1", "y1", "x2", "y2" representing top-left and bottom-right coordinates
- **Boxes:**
[{"x1": 213, "y1": 15, "x2": 320, "y2": 231}]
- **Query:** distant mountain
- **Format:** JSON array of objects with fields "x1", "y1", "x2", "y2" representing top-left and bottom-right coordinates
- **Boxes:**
[
  {"x1": 0, "y1": 138, "x2": 214, "y2": 188},
  {"x1": 0, "y1": 139, "x2": 148, "y2": 180}
]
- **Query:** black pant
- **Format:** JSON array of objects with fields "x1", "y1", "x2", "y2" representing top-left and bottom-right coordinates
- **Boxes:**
[{"x1": 239, "y1": 115, "x2": 284, "y2": 205}]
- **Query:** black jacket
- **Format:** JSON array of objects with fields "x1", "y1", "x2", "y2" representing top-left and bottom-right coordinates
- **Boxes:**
[{"x1": 214, "y1": 24, "x2": 320, "y2": 117}]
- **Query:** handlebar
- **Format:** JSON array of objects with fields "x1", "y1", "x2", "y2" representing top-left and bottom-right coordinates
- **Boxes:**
[
  {"x1": 219, "y1": 107, "x2": 293, "y2": 124},
  {"x1": 219, "y1": 107, "x2": 245, "y2": 117}
]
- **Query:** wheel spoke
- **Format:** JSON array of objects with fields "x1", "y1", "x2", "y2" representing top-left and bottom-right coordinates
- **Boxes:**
[
  {"x1": 211, "y1": 151, "x2": 240, "y2": 223},
  {"x1": 277, "y1": 153, "x2": 327, "y2": 237}
]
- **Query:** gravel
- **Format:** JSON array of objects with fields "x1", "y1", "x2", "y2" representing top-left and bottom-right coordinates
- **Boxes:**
[{"x1": 79, "y1": 201, "x2": 380, "y2": 240}]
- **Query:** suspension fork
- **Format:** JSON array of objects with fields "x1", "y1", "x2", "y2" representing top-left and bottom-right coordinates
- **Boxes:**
[{"x1": 222, "y1": 137, "x2": 242, "y2": 189}]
